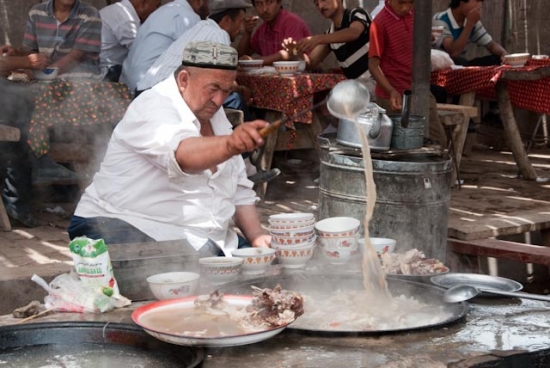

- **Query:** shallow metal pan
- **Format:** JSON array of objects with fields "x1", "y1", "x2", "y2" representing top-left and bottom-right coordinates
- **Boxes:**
[
  {"x1": 0, "y1": 322, "x2": 204, "y2": 367},
  {"x1": 430, "y1": 272, "x2": 523, "y2": 296},
  {"x1": 219, "y1": 273, "x2": 468, "y2": 336}
]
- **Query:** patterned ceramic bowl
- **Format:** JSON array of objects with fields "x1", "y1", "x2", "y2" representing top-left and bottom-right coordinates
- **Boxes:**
[
  {"x1": 231, "y1": 248, "x2": 276, "y2": 275},
  {"x1": 199, "y1": 257, "x2": 243, "y2": 284},
  {"x1": 273, "y1": 61, "x2": 300, "y2": 76},
  {"x1": 146, "y1": 272, "x2": 200, "y2": 300},
  {"x1": 269, "y1": 212, "x2": 315, "y2": 225},
  {"x1": 269, "y1": 226, "x2": 315, "y2": 238},
  {"x1": 238, "y1": 59, "x2": 263, "y2": 72},
  {"x1": 317, "y1": 234, "x2": 359, "y2": 265},
  {"x1": 32, "y1": 67, "x2": 59, "y2": 81},
  {"x1": 271, "y1": 233, "x2": 316, "y2": 246},
  {"x1": 358, "y1": 237, "x2": 396, "y2": 257},
  {"x1": 275, "y1": 243, "x2": 315, "y2": 269},
  {"x1": 503, "y1": 53, "x2": 530, "y2": 67},
  {"x1": 314, "y1": 217, "x2": 360, "y2": 238}
]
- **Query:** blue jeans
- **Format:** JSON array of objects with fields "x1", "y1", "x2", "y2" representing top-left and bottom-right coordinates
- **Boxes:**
[{"x1": 68, "y1": 215, "x2": 252, "y2": 251}]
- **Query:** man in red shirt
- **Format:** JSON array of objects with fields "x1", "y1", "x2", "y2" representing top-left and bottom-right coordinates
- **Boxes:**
[
  {"x1": 237, "y1": 0, "x2": 311, "y2": 65},
  {"x1": 368, "y1": 0, "x2": 415, "y2": 113}
]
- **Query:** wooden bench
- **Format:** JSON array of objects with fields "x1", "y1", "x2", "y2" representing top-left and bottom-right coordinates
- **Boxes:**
[
  {"x1": 449, "y1": 238, "x2": 550, "y2": 274},
  {"x1": 0, "y1": 124, "x2": 21, "y2": 231}
]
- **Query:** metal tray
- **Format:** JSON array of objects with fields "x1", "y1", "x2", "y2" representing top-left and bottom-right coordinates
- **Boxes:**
[{"x1": 430, "y1": 273, "x2": 523, "y2": 296}]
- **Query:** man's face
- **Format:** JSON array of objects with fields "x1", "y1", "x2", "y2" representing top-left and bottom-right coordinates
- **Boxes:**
[
  {"x1": 137, "y1": 0, "x2": 161, "y2": 23},
  {"x1": 179, "y1": 67, "x2": 236, "y2": 122},
  {"x1": 460, "y1": 0, "x2": 483, "y2": 15},
  {"x1": 253, "y1": 0, "x2": 281, "y2": 23},
  {"x1": 313, "y1": 0, "x2": 341, "y2": 19},
  {"x1": 189, "y1": 0, "x2": 209, "y2": 19},
  {"x1": 225, "y1": 11, "x2": 246, "y2": 42},
  {"x1": 388, "y1": 0, "x2": 414, "y2": 17},
  {"x1": 55, "y1": 0, "x2": 76, "y2": 8}
]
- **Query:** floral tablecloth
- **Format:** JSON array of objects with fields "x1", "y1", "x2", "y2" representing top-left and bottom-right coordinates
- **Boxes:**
[
  {"x1": 28, "y1": 79, "x2": 132, "y2": 156},
  {"x1": 236, "y1": 72, "x2": 346, "y2": 126},
  {"x1": 430, "y1": 59, "x2": 550, "y2": 115}
]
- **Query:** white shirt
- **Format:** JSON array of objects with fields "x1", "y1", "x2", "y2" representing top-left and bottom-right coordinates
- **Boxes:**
[
  {"x1": 99, "y1": 0, "x2": 140, "y2": 69},
  {"x1": 75, "y1": 76, "x2": 258, "y2": 255},
  {"x1": 120, "y1": 0, "x2": 200, "y2": 91},
  {"x1": 138, "y1": 19, "x2": 230, "y2": 91}
]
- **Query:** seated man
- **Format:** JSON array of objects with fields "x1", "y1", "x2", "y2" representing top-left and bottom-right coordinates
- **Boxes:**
[
  {"x1": 237, "y1": 0, "x2": 311, "y2": 65},
  {"x1": 285, "y1": 0, "x2": 375, "y2": 95},
  {"x1": 433, "y1": 0, "x2": 507, "y2": 66},
  {"x1": 99, "y1": 0, "x2": 162, "y2": 82},
  {"x1": 68, "y1": 41, "x2": 271, "y2": 256},
  {"x1": 120, "y1": 0, "x2": 206, "y2": 92},
  {"x1": 0, "y1": 47, "x2": 50, "y2": 227},
  {"x1": 20, "y1": 0, "x2": 102, "y2": 78}
]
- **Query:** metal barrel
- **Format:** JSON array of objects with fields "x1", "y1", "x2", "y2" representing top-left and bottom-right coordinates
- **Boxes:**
[{"x1": 317, "y1": 134, "x2": 452, "y2": 261}]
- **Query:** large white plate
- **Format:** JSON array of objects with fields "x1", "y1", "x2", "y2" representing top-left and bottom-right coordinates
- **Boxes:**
[{"x1": 132, "y1": 295, "x2": 290, "y2": 347}]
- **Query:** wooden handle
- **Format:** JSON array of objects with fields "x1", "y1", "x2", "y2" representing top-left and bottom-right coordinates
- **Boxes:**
[
  {"x1": 13, "y1": 308, "x2": 54, "y2": 324},
  {"x1": 259, "y1": 119, "x2": 285, "y2": 138}
]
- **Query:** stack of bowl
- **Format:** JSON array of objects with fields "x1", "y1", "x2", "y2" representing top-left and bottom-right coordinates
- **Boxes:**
[
  {"x1": 315, "y1": 217, "x2": 361, "y2": 264},
  {"x1": 268, "y1": 213, "x2": 316, "y2": 269}
]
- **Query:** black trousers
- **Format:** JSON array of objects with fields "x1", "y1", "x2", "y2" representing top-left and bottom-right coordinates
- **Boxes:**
[{"x1": 0, "y1": 80, "x2": 34, "y2": 211}]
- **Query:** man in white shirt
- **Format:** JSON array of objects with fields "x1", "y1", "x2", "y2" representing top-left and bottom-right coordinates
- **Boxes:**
[
  {"x1": 99, "y1": 0, "x2": 161, "y2": 82},
  {"x1": 120, "y1": 0, "x2": 206, "y2": 92},
  {"x1": 69, "y1": 41, "x2": 271, "y2": 256}
]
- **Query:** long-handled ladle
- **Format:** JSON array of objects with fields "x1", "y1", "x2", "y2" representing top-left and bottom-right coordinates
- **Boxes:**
[{"x1": 443, "y1": 284, "x2": 550, "y2": 303}]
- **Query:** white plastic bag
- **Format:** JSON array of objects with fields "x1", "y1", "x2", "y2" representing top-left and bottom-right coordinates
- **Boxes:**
[
  {"x1": 32, "y1": 273, "x2": 121, "y2": 313},
  {"x1": 431, "y1": 49, "x2": 455, "y2": 71}
]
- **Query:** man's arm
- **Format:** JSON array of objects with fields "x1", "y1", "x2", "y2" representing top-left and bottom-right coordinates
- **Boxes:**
[
  {"x1": 233, "y1": 204, "x2": 271, "y2": 248},
  {"x1": 175, "y1": 120, "x2": 267, "y2": 173},
  {"x1": 368, "y1": 56, "x2": 401, "y2": 110},
  {"x1": 304, "y1": 44, "x2": 331, "y2": 70},
  {"x1": 296, "y1": 21, "x2": 365, "y2": 55},
  {"x1": 236, "y1": 15, "x2": 258, "y2": 57},
  {"x1": 441, "y1": 5, "x2": 481, "y2": 58},
  {"x1": 485, "y1": 40, "x2": 507, "y2": 58},
  {"x1": 0, "y1": 54, "x2": 49, "y2": 72}
]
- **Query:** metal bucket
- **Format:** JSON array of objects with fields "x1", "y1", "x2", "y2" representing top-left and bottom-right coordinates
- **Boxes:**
[
  {"x1": 317, "y1": 134, "x2": 452, "y2": 261},
  {"x1": 390, "y1": 115, "x2": 425, "y2": 150}
]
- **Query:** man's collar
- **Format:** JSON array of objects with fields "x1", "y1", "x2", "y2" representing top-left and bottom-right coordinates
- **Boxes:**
[
  {"x1": 446, "y1": 8, "x2": 461, "y2": 29},
  {"x1": 48, "y1": 0, "x2": 82, "y2": 21},
  {"x1": 383, "y1": 3, "x2": 412, "y2": 20}
]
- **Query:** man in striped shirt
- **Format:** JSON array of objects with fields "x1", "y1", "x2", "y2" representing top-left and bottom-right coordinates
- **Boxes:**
[
  {"x1": 282, "y1": 0, "x2": 374, "y2": 101},
  {"x1": 22, "y1": 0, "x2": 102, "y2": 78},
  {"x1": 433, "y1": 0, "x2": 507, "y2": 66}
]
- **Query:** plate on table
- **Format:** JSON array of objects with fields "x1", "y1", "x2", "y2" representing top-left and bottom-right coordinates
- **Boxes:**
[
  {"x1": 430, "y1": 273, "x2": 523, "y2": 296},
  {"x1": 132, "y1": 295, "x2": 291, "y2": 347}
]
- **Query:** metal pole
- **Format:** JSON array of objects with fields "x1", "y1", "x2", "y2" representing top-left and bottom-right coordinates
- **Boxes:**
[{"x1": 411, "y1": 0, "x2": 432, "y2": 136}]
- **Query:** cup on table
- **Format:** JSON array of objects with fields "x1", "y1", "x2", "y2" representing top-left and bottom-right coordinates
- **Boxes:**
[{"x1": 431, "y1": 26, "x2": 444, "y2": 41}]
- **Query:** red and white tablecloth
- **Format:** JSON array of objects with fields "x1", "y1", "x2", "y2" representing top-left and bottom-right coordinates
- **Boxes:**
[
  {"x1": 431, "y1": 59, "x2": 550, "y2": 115},
  {"x1": 236, "y1": 72, "x2": 346, "y2": 125}
]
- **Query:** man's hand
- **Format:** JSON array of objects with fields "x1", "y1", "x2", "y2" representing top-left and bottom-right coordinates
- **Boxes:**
[
  {"x1": 251, "y1": 234, "x2": 271, "y2": 248},
  {"x1": 282, "y1": 37, "x2": 298, "y2": 56},
  {"x1": 296, "y1": 36, "x2": 320, "y2": 54},
  {"x1": 466, "y1": 3, "x2": 482, "y2": 26},
  {"x1": 226, "y1": 120, "x2": 267, "y2": 156},
  {"x1": 28, "y1": 54, "x2": 50, "y2": 70},
  {"x1": 390, "y1": 89, "x2": 403, "y2": 111},
  {"x1": 243, "y1": 15, "x2": 259, "y2": 34},
  {"x1": 1, "y1": 44, "x2": 17, "y2": 56}
]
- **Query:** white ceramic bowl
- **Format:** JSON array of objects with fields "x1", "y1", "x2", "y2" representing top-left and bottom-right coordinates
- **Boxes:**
[
  {"x1": 199, "y1": 257, "x2": 243, "y2": 284},
  {"x1": 503, "y1": 53, "x2": 530, "y2": 67},
  {"x1": 317, "y1": 235, "x2": 359, "y2": 264},
  {"x1": 271, "y1": 233, "x2": 316, "y2": 246},
  {"x1": 146, "y1": 271, "x2": 200, "y2": 300},
  {"x1": 359, "y1": 237, "x2": 396, "y2": 256},
  {"x1": 231, "y1": 248, "x2": 276, "y2": 275},
  {"x1": 32, "y1": 67, "x2": 59, "y2": 81},
  {"x1": 238, "y1": 59, "x2": 263, "y2": 72},
  {"x1": 269, "y1": 225, "x2": 315, "y2": 238},
  {"x1": 269, "y1": 212, "x2": 315, "y2": 224},
  {"x1": 273, "y1": 61, "x2": 300, "y2": 76},
  {"x1": 275, "y1": 243, "x2": 315, "y2": 269},
  {"x1": 268, "y1": 221, "x2": 315, "y2": 230},
  {"x1": 297, "y1": 60, "x2": 306, "y2": 73},
  {"x1": 314, "y1": 217, "x2": 361, "y2": 237}
]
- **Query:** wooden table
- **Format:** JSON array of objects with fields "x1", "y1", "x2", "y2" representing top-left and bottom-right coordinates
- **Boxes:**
[
  {"x1": 236, "y1": 72, "x2": 346, "y2": 197},
  {"x1": 431, "y1": 61, "x2": 550, "y2": 180}
]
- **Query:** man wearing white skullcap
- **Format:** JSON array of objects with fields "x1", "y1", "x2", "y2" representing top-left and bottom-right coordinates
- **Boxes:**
[{"x1": 70, "y1": 41, "x2": 272, "y2": 257}]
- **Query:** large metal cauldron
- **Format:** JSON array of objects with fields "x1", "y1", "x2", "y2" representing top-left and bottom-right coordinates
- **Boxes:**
[
  {"x1": 0, "y1": 322, "x2": 204, "y2": 367},
  {"x1": 317, "y1": 133, "x2": 452, "y2": 261}
]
